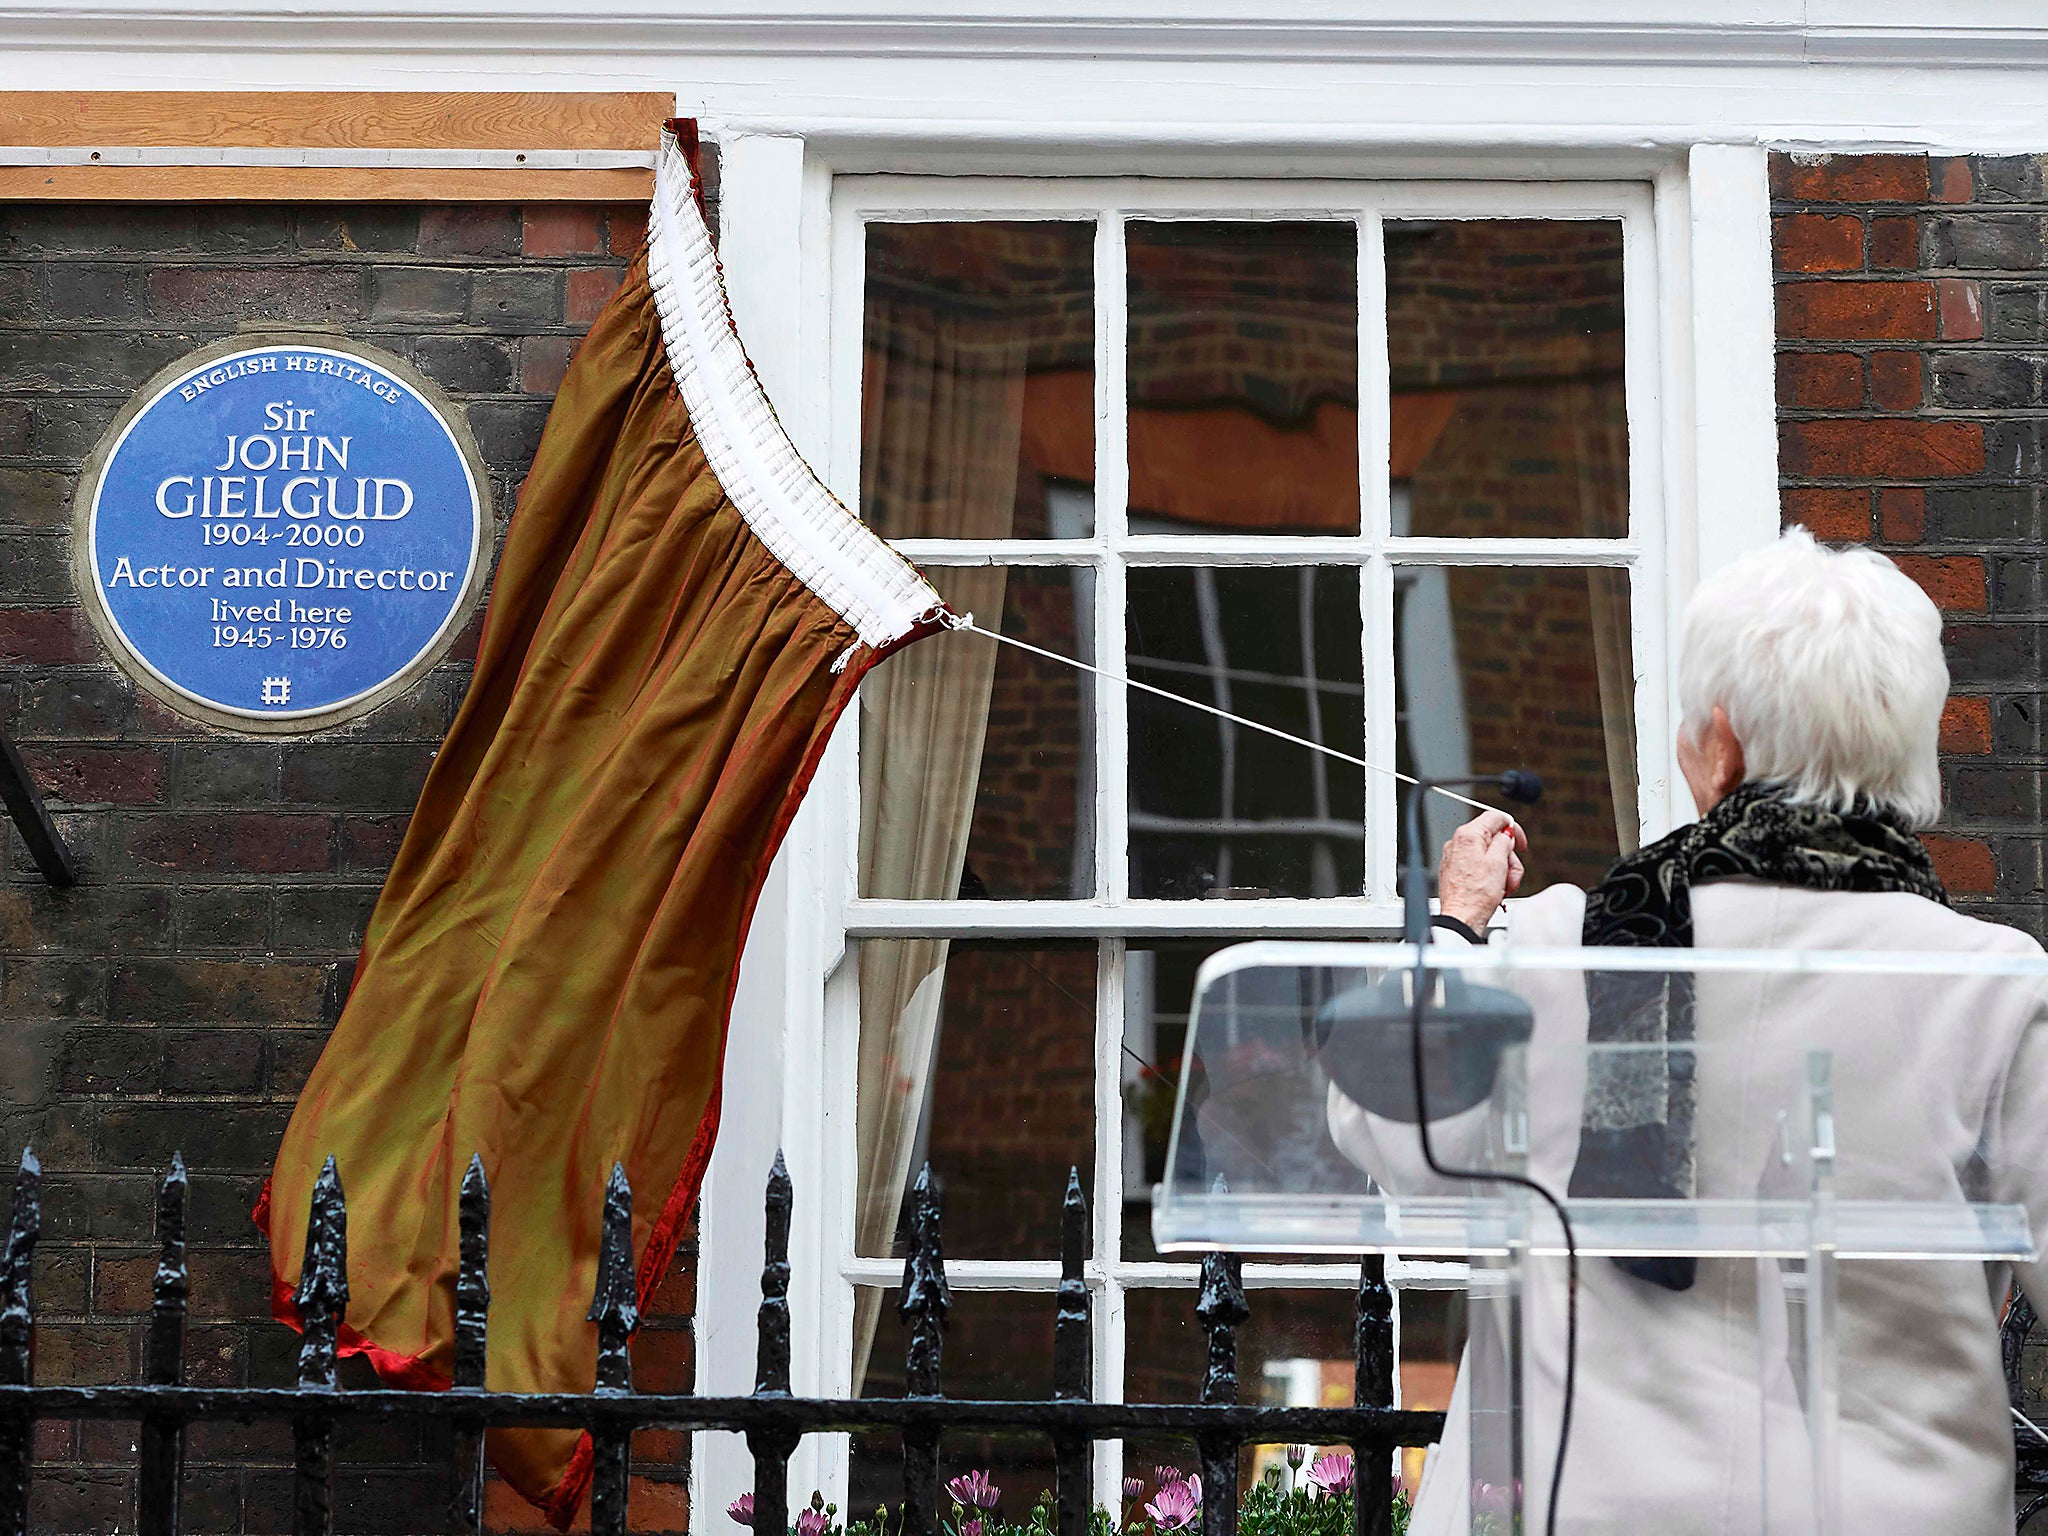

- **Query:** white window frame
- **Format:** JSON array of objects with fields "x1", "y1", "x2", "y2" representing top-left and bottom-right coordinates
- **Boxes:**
[{"x1": 698, "y1": 141, "x2": 1779, "y2": 1521}]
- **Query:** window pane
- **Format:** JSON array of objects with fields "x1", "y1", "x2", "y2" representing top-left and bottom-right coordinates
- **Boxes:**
[
  {"x1": 1127, "y1": 222, "x2": 1359, "y2": 535},
  {"x1": 1386, "y1": 219, "x2": 1626, "y2": 539},
  {"x1": 1396, "y1": 1288, "x2": 1466, "y2": 1495},
  {"x1": 862, "y1": 221, "x2": 1096, "y2": 540},
  {"x1": 853, "y1": 1288, "x2": 1058, "y2": 1522},
  {"x1": 1395, "y1": 565, "x2": 1636, "y2": 892},
  {"x1": 1127, "y1": 567, "x2": 1364, "y2": 899},
  {"x1": 1123, "y1": 939, "x2": 1373, "y2": 1264},
  {"x1": 862, "y1": 565, "x2": 1095, "y2": 901},
  {"x1": 855, "y1": 941, "x2": 1095, "y2": 1261},
  {"x1": 1122, "y1": 938, "x2": 1219, "y2": 1262},
  {"x1": 1124, "y1": 1286, "x2": 1365, "y2": 1489}
]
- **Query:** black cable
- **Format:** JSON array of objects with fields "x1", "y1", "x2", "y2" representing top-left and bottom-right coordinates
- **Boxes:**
[{"x1": 1400, "y1": 776, "x2": 1576, "y2": 1536}]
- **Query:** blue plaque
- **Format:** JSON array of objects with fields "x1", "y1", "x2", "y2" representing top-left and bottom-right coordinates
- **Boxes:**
[{"x1": 76, "y1": 336, "x2": 489, "y2": 731}]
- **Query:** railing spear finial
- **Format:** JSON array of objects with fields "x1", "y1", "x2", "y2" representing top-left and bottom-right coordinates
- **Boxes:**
[
  {"x1": 293, "y1": 1156, "x2": 348, "y2": 1536},
  {"x1": 138, "y1": 1154, "x2": 188, "y2": 1536},
  {"x1": 900, "y1": 1163, "x2": 951, "y2": 1536},
  {"x1": 0, "y1": 1147, "x2": 40, "y2": 1536},
  {"x1": 587, "y1": 1162, "x2": 637, "y2": 1535},
  {"x1": 450, "y1": 1154, "x2": 492, "y2": 1534},
  {"x1": 1195, "y1": 1177, "x2": 1249, "y2": 1536}
]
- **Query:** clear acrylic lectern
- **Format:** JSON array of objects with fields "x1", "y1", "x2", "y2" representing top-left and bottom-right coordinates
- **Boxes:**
[{"x1": 1151, "y1": 942, "x2": 2048, "y2": 1535}]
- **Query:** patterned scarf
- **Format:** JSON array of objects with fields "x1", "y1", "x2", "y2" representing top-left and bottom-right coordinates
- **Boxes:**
[{"x1": 1575, "y1": 780, "x2": 1948, "y2": 1289}]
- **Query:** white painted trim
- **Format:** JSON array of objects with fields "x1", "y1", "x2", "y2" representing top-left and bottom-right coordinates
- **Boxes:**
[
  {"x1": 4, "y1": 5, "x2": 2046, "y2": 71},
  {"x1": 695, "y1": 129, "x2": 819, "y2": 1531},
  {"x1": 1678, "y1": 142, "x2": 1780, "y2": 819}
]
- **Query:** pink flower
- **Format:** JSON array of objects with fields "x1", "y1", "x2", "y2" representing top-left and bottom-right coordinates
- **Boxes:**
[
  {"x1": 947, "y1": 1471, "x2": 1001, "y2": 1511},
  {"x1": 1471, "y1": 1480, "x2": 1520, "y2": 1516},
  {"x1": 1153, "y1": 1466, "x2": 1184, "y2": 1490},
  {"x1": 796, "y1": 1505, "x2": 831, "y2": 1536},
  {"x1": 1123, "y1": 1478, "x2": 1145, "y2": 1500},
  {"x1": 962, "y1": 1519, "x2": 983, "y2": 1536},
  {"x1": 1307, "y1": 1452, "x2": 1354, "y2": 1498},
  {"x1": 728, "y1": 1496, "x2": 755, "y2": 1527},
  {"x1": 1146, "y1": 1476, "x2": 1201, "y2": 1531}
]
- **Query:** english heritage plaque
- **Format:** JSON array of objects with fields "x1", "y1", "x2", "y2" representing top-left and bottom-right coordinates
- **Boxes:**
[{"x1": 75, "y1": 333, "x2": 491, "y2": 733}]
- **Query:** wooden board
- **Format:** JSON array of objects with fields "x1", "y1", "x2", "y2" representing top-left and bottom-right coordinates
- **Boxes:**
[
  {"x1": 0, "y1": 91, "x2": 672, "y2": 150},
  {"x1": 0, "y1": 165, "x2": 654, "y2": 202}
]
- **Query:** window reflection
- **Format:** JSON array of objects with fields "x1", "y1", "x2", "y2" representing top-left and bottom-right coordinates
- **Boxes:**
[
  {"x1": 1386, "y1": 219, "x2": 1627, "y2": 540},
  {"x1": 861, "y1": 565, "x2": 1095, "y2": 902},
  {"x1": 1127, "y1": 567, "x2": 1365, "y2": 899},
  {"x1": 1395, "y1": 564, "x2": 1637, "y2": 890},
  {"x1": 1127, "y1": 221, "x2": 1359, "y2": 535},
  {"x1": 862, "y1": 220, "x2": 1096, "y2": 541}
]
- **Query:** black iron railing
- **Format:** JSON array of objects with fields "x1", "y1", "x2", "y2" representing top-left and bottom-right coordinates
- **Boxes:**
[{"x1": 0, "y1": 1148, "x2": 1446, "y2": 1536}]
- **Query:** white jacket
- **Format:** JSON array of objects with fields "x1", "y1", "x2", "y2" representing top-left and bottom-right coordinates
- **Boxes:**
[{"x1": 1327, "y1": 880, "x2": 2048, "y2": 1535}]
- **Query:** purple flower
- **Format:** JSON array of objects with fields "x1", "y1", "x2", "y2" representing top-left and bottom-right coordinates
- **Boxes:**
[
  {"x1": 947, "y1": 1471, "x2": 1001, "y2": 1511},
  {"x1": 962, "y1": 1519, "x2": 983, "y2": 1536},
  {"x1": 1123, "y1": 1478, "x2": 1145, "y2": 1501},
  {"x1": 728, "y1": 1496, "x2": 756, "y2": 1527},
  {"x1": 1153, "y1": 1467, "x2": 1184, "y2": 1490},
  {"x1": 1307, "y1": 1453, "x2": 1354, "y2": 1498},
  {"x1": 796, "y1": 1510, "x2": 831, "y2": 1536},
  {"x1": 1146, "y1": 1476, "x2": 1201, "y2": 1531}
]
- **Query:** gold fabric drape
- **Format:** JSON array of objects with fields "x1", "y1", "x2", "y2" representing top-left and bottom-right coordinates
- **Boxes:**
[{"x1": 263, "y1": 137, "x2": 943, "y2": 1527}]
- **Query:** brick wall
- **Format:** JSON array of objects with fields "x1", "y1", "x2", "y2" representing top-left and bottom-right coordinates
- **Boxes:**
[
  {"x1": 1772, "y1": 151, "x2": 2048, "y2": 938},
  {"x1": 1772, "y1": 151, "x2": 2048, "y2": 1518},
  {"x1": 0, "y1": 198, "x2": 700, "y2": 1535}
]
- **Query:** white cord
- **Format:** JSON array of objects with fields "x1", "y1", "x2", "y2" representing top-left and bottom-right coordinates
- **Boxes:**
[
  {"x1": 944, "y1": 612, "x2": 1508, "y2": 820},
  {"x1": 2016, "y1": 1406, "x2": 2048, "y2": 1448}
]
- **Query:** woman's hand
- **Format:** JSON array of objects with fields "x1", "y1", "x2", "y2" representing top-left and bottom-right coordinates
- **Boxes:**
[{"x1": 1437, "y1": 810, "x2": 1529, "y2": 932}]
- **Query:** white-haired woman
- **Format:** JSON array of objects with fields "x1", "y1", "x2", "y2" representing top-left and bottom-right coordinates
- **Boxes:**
[{"x1": 1329, "y1": 528, "x2": 2048, "y2": 1534}]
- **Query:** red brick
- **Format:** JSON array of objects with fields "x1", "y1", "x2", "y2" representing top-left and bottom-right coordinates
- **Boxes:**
[
  {"x1": 1868, "y1": 350, "x2": 1922, "y2": 410},
  {"x1": 521, "y1": 335, "x2": 577, "y2": 395},
  {"x1": 635, "y1": 1427, "x2": 689, "y2": 1462},
  {"x1": 1940, "y1": 696, "x2": 1993, "y2": 755},
  {"x1": 1892, "y1": 553, "x2": 1986, "y2": 611},
  {"x1": 485, "y1": 1479, "x2": 583, "y2": 1532},
  {"x1": 1934, "y1": 157, "x2": 1973, "y2": 204},
  {"x1": 608, "y1": 204, "x2": 650, "y2": 256},
  {"x1": 629, "y1": 1327, "x2": 694, "y2": 1393},
  {"x1": 1777, "y1": 280, "x2": 1937, "y2": 341},
  {"x1": 126, "y1": 813, "x2": 333, "y2": 875},
  {"x1": 643, "y1": 1253, "x2": 695, "y2": 1318},
  {"x1": 1869, "y1": 216, "x2": 1919, "y2": 270},
  {"x1": 418, "y1": 206, "x2": 519, "y2": 258},
  {"x1": 1923, "y1": 834, "x2": 1995, "y2": 895},
  {"x1": 1879, "y1": 487, "x2": 1927, "y2": 542},
  {"x1": 1938, "y1": 278, "x2": 1985, "y2": 340},
  {"x1": 339, "y1": 814, "x2": 407, "y2": 873},
  {"x1": 1781, "y1": 487, "x2": 1871, "y2": 542},
  {"x1": 1779, "y1": 154, "x2": 1929, "y2": 205},
  {"x1": 629, "y1": 1477, "x2": 689, "y2": 1533},
  {"x1": 1777, "y1": 351, "x2": 1862, "y2": 409},
  {"x1": 1778, "y1": 418, "x2": 1983, "y2": 479},
  {"x1": 522, "y1": 205, "x2": 604, "y2": 258},
  {"x1": 0, "y1": 607, "x2": 97, "y2": 665},
  {"x1": 566, "y1": 267, "x2": 623, "y2": 325},
  {"x1": 1773, "y1": 213, "x2": 1863, "y2": 273},
  {"x1": 23, "y1": 746, "x2": 166, "y2": 805}
]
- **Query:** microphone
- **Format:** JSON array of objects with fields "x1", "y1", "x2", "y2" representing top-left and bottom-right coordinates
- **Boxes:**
[
  {"x1": 1496, "y1": 769, "x2": 1543, "y2": 806},
  {"x1": 1421, "y1": 769, "x2": 1543, "y2": 806}
]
